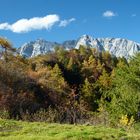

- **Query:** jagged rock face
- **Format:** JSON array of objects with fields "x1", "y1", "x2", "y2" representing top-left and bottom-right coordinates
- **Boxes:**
[
  {"x1": 76, "y1": 35, "x2": 140, "y2": 59},
  {"x1": 19, "y1": 39, "x2": 60, "y2": 57},
  {"x1": 19, "y1": 35, "x2": 140, "y2": 59},
  {"x1": 62, "y1": 40, "x2": 77, "y2": 50}
]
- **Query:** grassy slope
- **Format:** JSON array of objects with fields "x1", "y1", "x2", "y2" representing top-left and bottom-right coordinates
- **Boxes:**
[{"x1": 0, "y1": 119, "x2": 140, "y2": 140}]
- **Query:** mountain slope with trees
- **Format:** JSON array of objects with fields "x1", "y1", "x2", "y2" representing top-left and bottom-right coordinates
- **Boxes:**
[{"x1": 0, "y1": 37, "x2": 140, "y2": 127}]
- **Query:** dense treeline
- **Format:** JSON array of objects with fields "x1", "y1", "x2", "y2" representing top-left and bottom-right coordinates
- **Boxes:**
[{"x1": 0, "y1": 38, "x2": 140, "y2": 126}]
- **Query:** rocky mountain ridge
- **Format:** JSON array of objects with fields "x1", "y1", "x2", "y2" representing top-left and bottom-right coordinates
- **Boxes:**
[{"x1": 18, "y1": 35, "x2": 140, "y2": 59}]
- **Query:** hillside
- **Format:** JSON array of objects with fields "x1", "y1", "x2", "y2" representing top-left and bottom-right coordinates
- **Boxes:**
[{"x1": 0, "y1": 37, "x2": 140, "y2": 130}]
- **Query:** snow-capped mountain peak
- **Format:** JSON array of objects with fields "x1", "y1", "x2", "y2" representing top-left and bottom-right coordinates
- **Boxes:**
[
  {"x1": 76, "y1": 35, "x2": 140, "y2": 59},
  {"x1": 76, "y1": 35, "x2": 94, "y2": 48},
  {"x1": 18, "y1": 35, "x2": 140, "y2": 59},
  {"x1": 19, "y1": 39, "x2": 60, "y2": 57}
]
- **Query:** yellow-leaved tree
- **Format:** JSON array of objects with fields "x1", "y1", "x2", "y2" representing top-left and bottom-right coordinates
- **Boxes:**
[{"x1": 0, "y1": 37, "x2": 15, "y2": 61}]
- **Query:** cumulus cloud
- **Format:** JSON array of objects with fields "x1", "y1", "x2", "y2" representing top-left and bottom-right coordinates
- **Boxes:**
[
  {"x1": 59, "y1": 18, "x2": 76, "y2": 27},
  {"x1": 0, "y1": 23, "x2": 11, "y2": 30},
  {"x1": 0, "y1": 15, "x2": 76, "y2": 33},
  {"x1": 103, "y1": 10, "x2": 117, "y2": 18},
  {"x1": 0, "y1": 15, "x2": 60, "y2": 33}
]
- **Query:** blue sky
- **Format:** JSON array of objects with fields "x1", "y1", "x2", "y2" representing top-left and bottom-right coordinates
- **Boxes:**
[{"x1": 0, "y1": 0, "x2": 139, "y2": 48}]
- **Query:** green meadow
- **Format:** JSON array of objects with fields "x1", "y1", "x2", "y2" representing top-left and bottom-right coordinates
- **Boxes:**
[{"x1": 0, "y1": 119, "x2": 140, "y2": 140}]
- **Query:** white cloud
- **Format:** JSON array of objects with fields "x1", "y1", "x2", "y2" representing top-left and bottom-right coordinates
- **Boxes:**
[
  {"x1": 0, "y1": 15, "x2": 76, "y2": 33},
  {"x1": 0, "y1": 15, "x2": 60, "y2": 33},
  {"x1": 0, "y1": 23, "x2": 11, "y2": 30},
  {"x1": 103, "y1": 10, "x2": 117, "y2": 18},
  {"x1": 59, "y1": 18, "x2": 76, "y2": 27}
]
